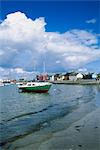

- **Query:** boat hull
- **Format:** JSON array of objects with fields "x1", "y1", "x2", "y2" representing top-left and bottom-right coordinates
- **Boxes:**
[{"x1": 19, "y1": 84, "x2": 51, "y2": 93}]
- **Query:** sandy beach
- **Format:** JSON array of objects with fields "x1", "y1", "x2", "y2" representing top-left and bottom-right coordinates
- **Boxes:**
[{"x1": 3, "y1": 102, "x2": 100, "y2": 150}]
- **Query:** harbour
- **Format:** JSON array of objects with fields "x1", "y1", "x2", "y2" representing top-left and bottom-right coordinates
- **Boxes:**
[
  {"x1": 0, "y1": 84, "x2": 100, "y2": 149},
  {"x1": 0, "y1": 1, "x2": 100, "y2": 149}
]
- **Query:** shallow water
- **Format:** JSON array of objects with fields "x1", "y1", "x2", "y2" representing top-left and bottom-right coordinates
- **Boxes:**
[{"x1": 0, "y1": 84, "x2": 100, "y2": 146}]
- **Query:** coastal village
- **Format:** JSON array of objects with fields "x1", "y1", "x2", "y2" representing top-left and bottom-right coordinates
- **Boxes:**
[{"x1": 0, "y1": 72, "x2": 100, "y2": 86}]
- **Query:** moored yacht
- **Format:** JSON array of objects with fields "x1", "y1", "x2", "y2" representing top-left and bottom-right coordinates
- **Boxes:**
[{"x1": 18, "y1": 81, "x2": 52, "y2": 93}]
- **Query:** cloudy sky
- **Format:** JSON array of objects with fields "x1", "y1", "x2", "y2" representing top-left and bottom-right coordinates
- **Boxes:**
[{"x1": 0, "y1": 0, "x2": 100, "y2": 79}]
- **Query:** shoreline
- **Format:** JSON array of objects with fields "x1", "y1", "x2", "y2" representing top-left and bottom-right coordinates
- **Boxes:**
[
  {"x1": 3, "y1": 103, "x2": 100, "y2": 150},
  {"x1": 51, "y1": 79, "x2": 100, "y2": 85},
  {"x1": 38, "y1": 108, "x2": 100, "y2": 150}
]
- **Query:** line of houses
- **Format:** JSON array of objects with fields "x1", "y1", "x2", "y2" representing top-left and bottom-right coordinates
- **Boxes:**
[
  {"x1": 49, "y1": 72, "x2": 100, "y2": 81},
  {"x1": 0, "y1": 72, "x2": 100, "y2": 83},
  {"x1": 36, "y1": 72, "x2": 100, "y2": 82}
]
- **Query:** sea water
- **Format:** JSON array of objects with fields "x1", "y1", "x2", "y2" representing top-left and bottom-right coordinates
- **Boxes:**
[{"x1": 0, "y1": 84, "x2": 100, "y2": 147}]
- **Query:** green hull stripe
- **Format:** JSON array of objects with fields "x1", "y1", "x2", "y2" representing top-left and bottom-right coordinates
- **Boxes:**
[{"x1": 20, "y1": 85, "x2": 51, "y2": 91}]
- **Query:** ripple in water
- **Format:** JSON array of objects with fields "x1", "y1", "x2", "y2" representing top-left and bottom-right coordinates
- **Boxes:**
[{"x1": 0, "y1": 84, "x2": 100, "y2": 146}]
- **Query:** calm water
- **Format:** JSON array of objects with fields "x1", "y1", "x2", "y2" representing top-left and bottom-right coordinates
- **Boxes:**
[{"x1": 0, "y1": 84, "x2": 100, "y2": 146}]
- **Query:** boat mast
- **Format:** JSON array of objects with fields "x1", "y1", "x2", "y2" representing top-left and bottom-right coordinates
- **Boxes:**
[
  {"x1": 43, "y1": 61, "x2": 46, "y2": 73},
  {"x1": 34, "y1": 63, "x2": 36, "y2": 72}
]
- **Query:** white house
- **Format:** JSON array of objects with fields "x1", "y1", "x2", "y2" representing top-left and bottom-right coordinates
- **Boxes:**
[
  {"x1": 92, "y1": 73, "x2": 97, "y2": 79},
  {"x1": 69, "y1": 73, "x2": 77, "y2": 81},
  {"x1": 76, "y1": 73, "x2": 83, "y2": 79},
  {"x1": 50, "y1": 75, "x2": 55, "y2": 81}
]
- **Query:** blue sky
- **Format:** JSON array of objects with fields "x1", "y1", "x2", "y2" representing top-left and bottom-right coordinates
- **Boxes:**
[
  {"x1": 0, "y1": 0, "x2": 100, "y2": 78},
  {"x1": 1, "y1": 1, "x2": 99, "y2": 33}
]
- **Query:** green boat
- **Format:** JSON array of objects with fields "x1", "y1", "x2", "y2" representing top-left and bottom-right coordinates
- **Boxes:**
[{"x1": 18, "y1": 82, "x2": 52, "y2": 93}]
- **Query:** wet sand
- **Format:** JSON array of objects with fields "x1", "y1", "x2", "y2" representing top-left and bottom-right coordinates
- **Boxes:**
[
  {"x1": 3, "y1": 102, "x2": 100, "y2": 150},
  {"x1": 38, "y1": 108, "x2": 100, "y2": 150}
]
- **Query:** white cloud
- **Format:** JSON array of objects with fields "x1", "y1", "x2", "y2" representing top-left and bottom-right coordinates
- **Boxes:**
[
  {"x1": 14, "y1": 68, "x2": 24, "y2": 74},
  {"x1": 0, "y1": 12, "x2": 100, "y2": 78},
  {"x1": 0, "y1": 67, "x2": 37, "y2": 80},
  {"x1": 86, "y1": 18, "x2": 96, "y2": 24},
  {"x1": 0, "y1": 12, "x2": 46, "y2": 43},
  {"x1": 56, "y1": 60, "x2": 60, "y2": 64},
  {"x1": 78, "y1": 68, "x2": 87, "y2": 72}
]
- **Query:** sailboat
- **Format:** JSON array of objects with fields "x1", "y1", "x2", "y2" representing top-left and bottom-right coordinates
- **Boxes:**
[
  {"x1": 18, "y1": 62, "x2": 52, "y2": 93},
  {"x1": 18, "y1": 81, "x2": 52, "y2": 93}
]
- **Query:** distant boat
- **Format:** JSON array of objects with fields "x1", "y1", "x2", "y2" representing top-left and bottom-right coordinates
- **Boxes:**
[{"x1": 18, "y1": 82, "x2": 52, "y2": 93}]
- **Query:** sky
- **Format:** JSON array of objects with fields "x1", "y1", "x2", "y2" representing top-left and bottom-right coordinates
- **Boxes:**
[{"x1": 0, "y1": 0, "x2": 100, "y2": 79}]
